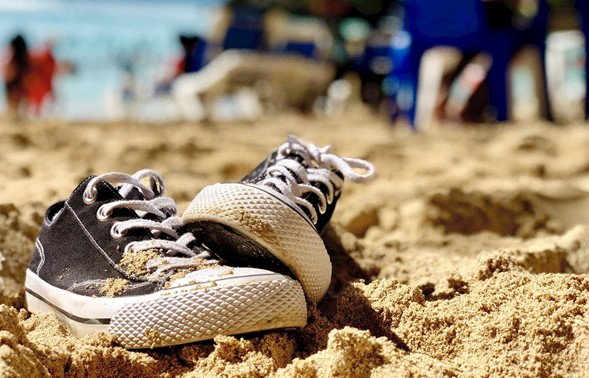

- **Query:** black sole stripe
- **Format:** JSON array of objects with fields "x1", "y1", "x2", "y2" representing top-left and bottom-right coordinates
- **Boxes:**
[{"x1": 25, "y1": 288, "x2": 111, "y2": 325}]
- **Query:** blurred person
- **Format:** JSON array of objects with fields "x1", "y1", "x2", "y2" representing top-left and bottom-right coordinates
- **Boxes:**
[
  {"x1": 120, "y1": 54, "x2": 138, "y2": 115},
  {"x1": 2, "y1": 34, "x2": 30, "y2": 119},
  {"x1": 27, "y1": 39, "x2": 57, "y2": 117},
  {"x1": 154, "y1": 34, "x2": 206, "y2": 96},
  {"x1": 178, "y1": 35, "x2": 207, "y2": 75}
]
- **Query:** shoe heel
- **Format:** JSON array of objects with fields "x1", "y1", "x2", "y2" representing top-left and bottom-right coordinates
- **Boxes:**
[{"x1": 183, "y1": 182, "x2": 332, "y2": 303}]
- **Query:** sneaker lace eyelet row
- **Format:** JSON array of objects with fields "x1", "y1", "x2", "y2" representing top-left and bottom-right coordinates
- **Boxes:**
[
  {"x1": 83, "y1": 170, "x2": 216, "y2": 282},
  {"x1": 258, "y1": 136, "x2": 375, "y2": 224}
]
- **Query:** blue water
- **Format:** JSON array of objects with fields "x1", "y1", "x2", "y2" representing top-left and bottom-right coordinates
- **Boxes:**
[{"x1": 0, "y1": 0, "x2": 224, "y2": 119}]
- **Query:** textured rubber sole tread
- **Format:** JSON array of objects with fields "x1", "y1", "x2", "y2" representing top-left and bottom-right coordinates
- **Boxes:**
[
  {"x1": 26, "y1": 273, "x2": 307, "y2": 349},
  {"x1": 111, "y1": 279, "x2": 306, "y2": 348},
  {"x1": 183, "y1": 183, "x2": 332, "y2": 303}
]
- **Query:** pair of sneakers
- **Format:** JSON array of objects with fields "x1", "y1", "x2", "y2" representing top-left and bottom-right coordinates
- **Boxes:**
[{"x1": 25, "y1": 136, "x2": 375, "y2": 349}]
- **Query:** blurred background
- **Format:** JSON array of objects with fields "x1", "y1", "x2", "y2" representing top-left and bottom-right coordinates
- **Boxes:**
[
  {"x1": 0, "y1": 0, "x2": 222, "y2": 120},
  {"x1": 0, "y1": 0, "x2": 587, "y2": 127}
]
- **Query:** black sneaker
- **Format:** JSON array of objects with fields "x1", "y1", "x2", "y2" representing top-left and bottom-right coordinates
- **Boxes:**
[
  {"x1": 182, "y1": 136, "x2": 375, "y2": 303},
  {"x1": 25, "y1": 170, "x2": 306, "y2": 349}
]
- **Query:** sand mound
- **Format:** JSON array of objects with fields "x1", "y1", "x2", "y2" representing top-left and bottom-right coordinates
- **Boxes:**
[{"x1": 1, "y1": 113, "x2": 588, "y2": 377}]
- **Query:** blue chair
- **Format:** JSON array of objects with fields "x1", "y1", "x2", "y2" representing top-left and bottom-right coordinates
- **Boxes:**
[
  {"x1": 183, "y1": 38, "x2": 209, "y2": 73},
  {"x1": 278, "y1": 40, "x2": 317, "y2": 58},
  {"x1": 575, "y1": 0, "x2": 589, "y2": 119},
  {"x1": 388, "y1": 0, "x2": 552, "y2": 128},
  {"x1": 352, "y1": 40, "x2": 394, "y2": 108},
  {"x1": 355, "y1": 42, "x2": 393, "y2": 78},
  {"x1": 222, "y1": 6, "x2": 266, "y2": 51}
]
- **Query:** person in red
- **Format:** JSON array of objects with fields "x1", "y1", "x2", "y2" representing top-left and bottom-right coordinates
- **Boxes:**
[{"x1": 27, "y1": 40, "x2": 57, "y2": 117}]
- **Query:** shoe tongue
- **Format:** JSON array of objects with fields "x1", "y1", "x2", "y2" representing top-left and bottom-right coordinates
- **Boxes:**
[
  {"x1": 241, "y1": 151, "x2": 311, "y2": 184},
  {"x1": 241, "y1": 151, "x2": 279, "y2": 183}
]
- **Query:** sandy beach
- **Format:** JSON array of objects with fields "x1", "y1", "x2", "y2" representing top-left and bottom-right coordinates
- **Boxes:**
[{"x1": 1, "y1": 108, "x2": 589, "y2": 377}]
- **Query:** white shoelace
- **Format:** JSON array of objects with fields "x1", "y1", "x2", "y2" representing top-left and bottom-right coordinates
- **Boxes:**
[
  {"x1": 258, "y1": 136, "x2": 376, "y2": 224},
  {"x1": 83, "y1": 169, "x2": 215, "y2": 281}
]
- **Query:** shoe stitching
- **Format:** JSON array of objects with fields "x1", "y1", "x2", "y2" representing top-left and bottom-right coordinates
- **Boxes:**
[
  {"x1": 35, "y1": 239, "x2": 45, "y2": 275},
  {"x1": 65, "y1": 201, "x2": 123, "y2": 274},
  {"x1": 67, "y1": 278, "x2": 152, "y2": 293}
]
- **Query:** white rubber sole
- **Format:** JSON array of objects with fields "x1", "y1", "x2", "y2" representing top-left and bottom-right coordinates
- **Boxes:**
[
  {"x1": 25, "y1": 268, "x2": 307, "y2": 349},
  {"x1": 182, "y1": 183, "x2": 332, "y2": 303}
]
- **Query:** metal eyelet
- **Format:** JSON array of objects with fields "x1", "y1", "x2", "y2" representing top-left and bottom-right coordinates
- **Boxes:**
[
  {"x1": 83, "y1": 187, "x2": 98, "y2": 205},
  {"x1": 318, "y1": 203, "x2": 327, "y2": 215},
  {"x1": 110, "y1": 222, "x2": 127, "y2": 239},
  {"x1": 96, "y1": 206, "x2": 112, "y2": 221},
  {"x1": 326, "y1": 192, "x2": 335, "y2": 205},
  {"x1": 124, "y1": 242, "x2": 136, "y2": 254}
]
